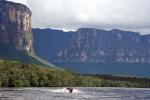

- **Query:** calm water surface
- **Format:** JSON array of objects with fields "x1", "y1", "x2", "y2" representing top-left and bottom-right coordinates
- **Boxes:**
[{"x1": 0, "y1": 87, "x2": 150, "y2": 100}]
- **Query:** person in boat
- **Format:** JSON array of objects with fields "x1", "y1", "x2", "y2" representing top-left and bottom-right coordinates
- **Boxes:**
[{"x1": 66, "y1": 87, "x2": 73, "y2": 93}]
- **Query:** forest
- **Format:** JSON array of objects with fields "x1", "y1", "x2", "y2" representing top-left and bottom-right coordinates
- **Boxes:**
[{"x1": 0, "y1": 59, "x2": 150, "y2": 87}]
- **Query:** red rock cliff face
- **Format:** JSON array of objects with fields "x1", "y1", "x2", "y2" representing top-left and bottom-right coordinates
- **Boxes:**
[{"x1": 0, "y1": 0, "x2": 32, "y2": 51}]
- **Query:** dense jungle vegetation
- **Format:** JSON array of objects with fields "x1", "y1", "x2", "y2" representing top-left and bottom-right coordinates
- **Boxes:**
[{"x1": 0, "y1": 59, "x2": 150, "y2": 87}]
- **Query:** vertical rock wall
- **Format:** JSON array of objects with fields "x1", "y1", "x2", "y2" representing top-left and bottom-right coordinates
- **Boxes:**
[
  {"x1": 0, "y1": 0, "x2": 32, "y2": 51},
  {"x1": 33, "y1": 28, "x2": 150, "y2": 64}
]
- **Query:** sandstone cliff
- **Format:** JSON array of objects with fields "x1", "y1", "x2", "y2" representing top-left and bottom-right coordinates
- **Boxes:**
[
  {"x1": 33, "y1": 28, "x2": 150, "y2": 64},
  {"x1": 0, "y1": 0, "x2": 32, "y2": 51}
]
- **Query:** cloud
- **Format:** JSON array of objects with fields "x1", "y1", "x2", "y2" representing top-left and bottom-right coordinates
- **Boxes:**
[
  {"x1": 8, "y1": 0, "x2": 28, "y2": 5},
  {"x1": 8, "y1": 0, "x2": 150, "y2": 34}
]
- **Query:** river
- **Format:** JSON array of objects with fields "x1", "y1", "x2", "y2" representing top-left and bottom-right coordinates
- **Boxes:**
[{"x1": 0, "y1": 87, "x2": 150, "y2": 100}]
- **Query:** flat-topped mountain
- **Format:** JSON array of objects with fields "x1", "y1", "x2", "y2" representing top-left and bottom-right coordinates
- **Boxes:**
[
  {"x1": 33, "y1": 28, "x2": 150, "y2": 64},
  {"x1": 0, "y1": 0, "x2": 32, "y2": 51},
  {"x1": 32, "y1": 28, "x2": 150, "y2": 77},
  {"x1": 0, "y1": 0, "x2": 53, "y2": 67}
]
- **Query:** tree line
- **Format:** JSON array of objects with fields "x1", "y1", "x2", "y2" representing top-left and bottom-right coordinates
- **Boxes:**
[{"x1": 0, "y1": 59, "x2": 150, "y2": 87}]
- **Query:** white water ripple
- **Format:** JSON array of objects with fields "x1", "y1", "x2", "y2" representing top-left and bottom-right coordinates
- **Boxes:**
[{"x1": 0, "y1": 87, "x2": 150, "y2": 100}]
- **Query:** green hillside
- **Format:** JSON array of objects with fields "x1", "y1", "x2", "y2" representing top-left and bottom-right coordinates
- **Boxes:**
[{"x1": 0, "y1": 59, "x2": 150, "y2": 87}]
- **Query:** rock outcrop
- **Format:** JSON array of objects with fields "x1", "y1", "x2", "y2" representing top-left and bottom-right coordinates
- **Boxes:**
[
  {"x1": 33, "y1": 28, "x2": 150, "y2": 64},
  {"x1": 0, "y1": 0, "x2": 32, "y2": 51}
]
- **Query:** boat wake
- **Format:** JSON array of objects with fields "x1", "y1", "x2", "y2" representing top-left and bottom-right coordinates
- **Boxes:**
[
  {"x1": 24, "y1": 88, "x2": 81, "y2": 94},
  {"x1": 52, "y1": 88, "x2": 80, "y2": 93}
]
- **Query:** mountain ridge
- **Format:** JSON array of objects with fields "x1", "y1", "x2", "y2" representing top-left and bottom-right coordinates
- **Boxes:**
[
  {"x1": 33, "y1": 27, "x2": 150, "y2": 64},
  {"x1": 32, "y1": 27, "x2": 150, "y2": 77}
]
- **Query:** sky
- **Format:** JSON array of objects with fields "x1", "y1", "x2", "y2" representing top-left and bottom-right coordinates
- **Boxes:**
[{"x1": 8, "y1": 0, "x2": 150, "y2": 34}]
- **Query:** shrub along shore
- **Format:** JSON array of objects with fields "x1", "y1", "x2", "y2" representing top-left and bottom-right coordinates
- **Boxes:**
[{"x1": 0, "y1": 59, "x2": 150, "y2": 87}]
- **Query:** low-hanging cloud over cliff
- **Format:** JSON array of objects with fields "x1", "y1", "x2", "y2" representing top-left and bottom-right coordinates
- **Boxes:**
[{"x1": 8, "y1": 0, "x2": 150, "y2": 34}]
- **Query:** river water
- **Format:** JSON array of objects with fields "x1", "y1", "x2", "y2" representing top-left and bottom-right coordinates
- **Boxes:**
[{"x1": 0, "y1": 87, "x2": 150, "y2": 100}]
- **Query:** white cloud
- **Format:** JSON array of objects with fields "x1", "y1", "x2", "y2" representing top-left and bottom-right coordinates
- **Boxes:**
[
  {"x1": 8, "y1": 0, "x2": 150, "y2": 34},
  {"x1": 8, "y1": 0, "x2": 28, "y2": 5}
]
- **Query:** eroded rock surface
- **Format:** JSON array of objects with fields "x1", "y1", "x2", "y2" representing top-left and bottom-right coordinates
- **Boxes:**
[
  {"x1": 33, "y1": 28, "x2": 150, "y2": 64},
  {"x1": 0, "y1": 0, "x2": 32, "y2": 51}
]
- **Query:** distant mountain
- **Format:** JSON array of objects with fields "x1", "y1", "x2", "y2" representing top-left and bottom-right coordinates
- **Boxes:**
[
  {"x1": 33, "y1": 28, "x2": 150, "y2": 64},
  {"x1": 32, "y1": 28, "x2": 150, "y2": 78}
]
